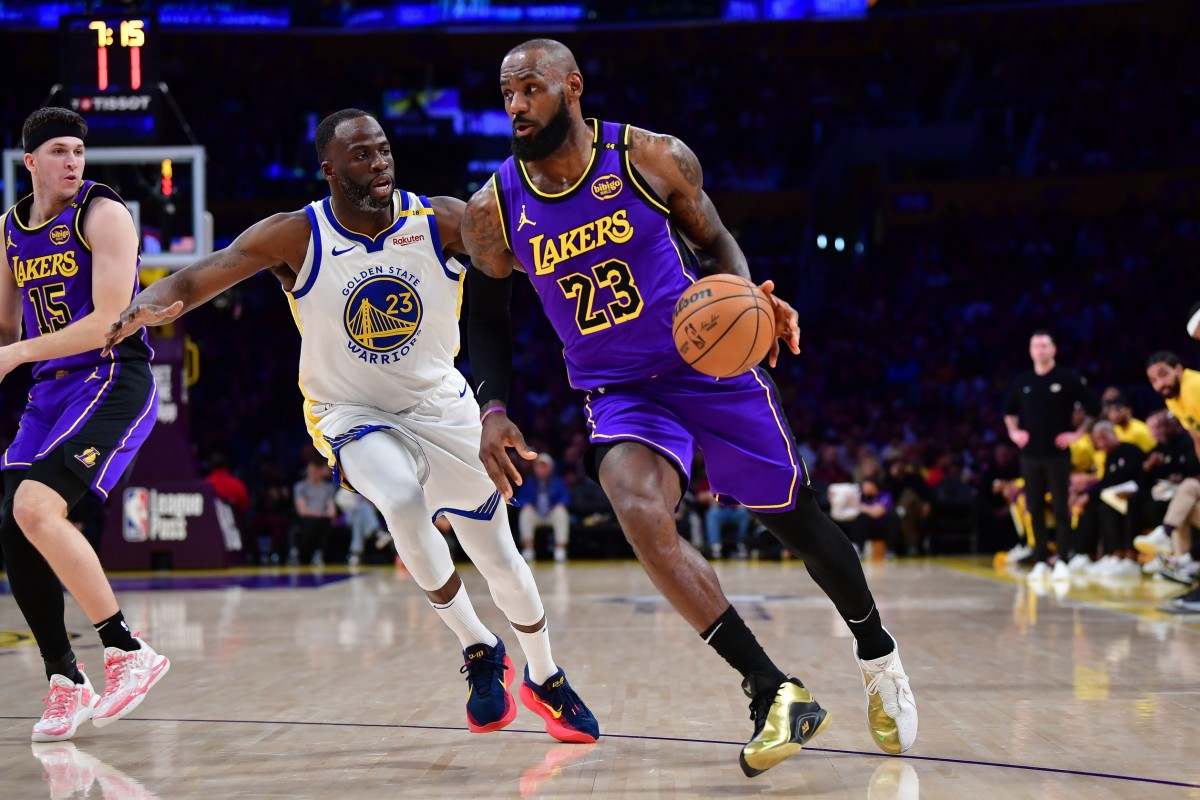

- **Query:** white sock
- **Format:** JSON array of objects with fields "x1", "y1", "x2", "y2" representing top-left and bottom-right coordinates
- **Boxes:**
[
  {"x1": 431, "y1": 584, "x2": 497, "y2": 650},
  {"x1": 513, "y1": 621, "x2": 558, "y2": 684}
]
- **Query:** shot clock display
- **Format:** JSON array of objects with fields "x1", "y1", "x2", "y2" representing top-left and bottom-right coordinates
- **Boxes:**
[{"x1": 59, "y1": 14, "x2": 158, "y2": 141}]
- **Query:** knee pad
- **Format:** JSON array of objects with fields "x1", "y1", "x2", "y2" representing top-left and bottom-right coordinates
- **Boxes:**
[{"x1": 376, "y1": 483, "x2": 428, "y2": 530}]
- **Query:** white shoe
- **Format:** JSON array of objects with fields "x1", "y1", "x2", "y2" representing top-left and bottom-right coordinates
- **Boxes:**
[
  {"x1": 1134, "y1": 526, "x2": 1173, "y2": 557},
  {"x1": 92, "y1": 639, "x2": 170, "y2": 728},
  {"x1": 1159, "y1": 554, "x2": 1200, "y2": 586},
  {"x1": 1026, "y1": 562, "x2": 1051, "y2": 583},
  {"x1": 32, "y1": 671, "x2": 98, "y2": 742},
  {"x1": 855, "y1": 631, "x2": 917, "y2": 754},
  {"x1": 1143, "y1": 556, "x2": 1165, "y2": 575},
  {"x1": 553, "y1": 547, "x2": 567, "y2": 563},
  {"x1": 347, "y1": 553, "x2": 361, "y2": 567},
  {"x1": 521, "y1": 547, "x2": 535, "y2": 563},
  {"x1": 1067, "y1": 554, "x2": 1093, "y2": 573},
  {"x1": 1051, "y1": 560, "x2": 1071, "y2": 582},
  {"x1": 1088, "y1": 555, "x2": 1119, "y2": 577},
  {"x1": 1006, "y1": 543, "x2": 1031, "y2": 563},
  {"x1": 1102, "y1": 559, "x2": 1143, "y2": 581}
]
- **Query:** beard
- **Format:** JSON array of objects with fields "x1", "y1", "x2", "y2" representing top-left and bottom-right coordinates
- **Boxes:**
[
  {"x1": 338, "y1": 172, "x2": 393, "y2": 212},
  {"x1": 511, "y1": 93, "x2": 571, "y2": 162},
  {"x1": 1160, "y1": 383, "x2": 1181, "y2": 399}
]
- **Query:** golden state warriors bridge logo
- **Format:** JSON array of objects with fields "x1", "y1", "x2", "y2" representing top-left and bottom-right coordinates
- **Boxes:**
[{"x1": 343, "y1": 268, "x2": 423, "y2": 361}]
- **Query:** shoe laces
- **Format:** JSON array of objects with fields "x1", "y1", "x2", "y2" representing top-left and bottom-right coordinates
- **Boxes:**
[
  {"x1": 540, "y1": 679, "x2": 585, "y2": 718},
  {"x1": 863, "y1": 653, "x2": 912, "y2": 710},
  {"x1": 746, "y1": 687, "x2": 777, "y2": 733},
  {"x1": 102, "y1": 651, "x2": 136, "y2": 698},
  {"x1": 460, "y1": 653, "x2": 505, "y2": 697},
  {"x1": 42, "y1": 682, "x2": 76, "y2": 721}
]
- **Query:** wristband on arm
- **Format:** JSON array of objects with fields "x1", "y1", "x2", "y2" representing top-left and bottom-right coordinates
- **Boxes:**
[{"x1": 467, "y1": 268, "x2": 514, "y2": 409}]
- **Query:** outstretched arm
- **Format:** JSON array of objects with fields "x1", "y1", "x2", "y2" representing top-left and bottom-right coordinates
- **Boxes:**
[
  {"x1": 461, "y1": 178, "x2": 535, "y2": 500},
  {"x1": 627, "y1": 127, "x2": 799, "y2": 366},
  {"x1": 103, "y1": 211, "x2": 310, "y2": 354}
]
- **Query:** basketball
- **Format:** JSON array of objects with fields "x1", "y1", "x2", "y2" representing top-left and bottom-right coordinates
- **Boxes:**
[{"x1": 672, "y1": 275, "x2": 775, "y2": 378}]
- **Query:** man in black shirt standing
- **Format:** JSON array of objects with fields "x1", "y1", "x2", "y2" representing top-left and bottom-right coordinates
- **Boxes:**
[{"x1": 1004, "y1": 331, "x2": 1098, "y2": 580}]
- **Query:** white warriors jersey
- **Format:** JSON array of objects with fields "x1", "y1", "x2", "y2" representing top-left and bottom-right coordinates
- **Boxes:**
[{"x1": 285, "y1": 190, "x2": 467, "y2": 442}]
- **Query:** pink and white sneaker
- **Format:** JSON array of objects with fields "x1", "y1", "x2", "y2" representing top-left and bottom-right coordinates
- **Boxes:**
[
  {"x1": 32, "y1": 670, "x2": 98, "y2": 742},
  {"x1": 92, "y1": 638, "x2": 170, "y2": 728}
]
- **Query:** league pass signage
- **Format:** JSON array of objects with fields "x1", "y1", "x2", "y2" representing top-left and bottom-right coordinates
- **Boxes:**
[{"x1": 123, "y1": 487, "x2": 205, "y2": 542}]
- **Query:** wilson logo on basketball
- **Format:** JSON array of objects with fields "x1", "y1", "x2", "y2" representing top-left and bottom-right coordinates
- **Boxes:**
[
  {"x1": 49, "y1": 224, "x2": 71, "y2": 246},
  {"x1": 393, "y1": 233, "x2": 425, "y2": 247},
  {"x1": 674, "y1": 287, "x2": 712, "y2": 316},
  {"x1": 590, "y1": 174, "x2": 623, "y2": 201}
]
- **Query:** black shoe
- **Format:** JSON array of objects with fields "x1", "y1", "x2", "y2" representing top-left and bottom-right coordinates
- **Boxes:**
[
  {"x1": 739, "y1": 677, "x2": 830, "y2": 778},
  {"x1": 1161, "y1": 584, "x2": 1200, "y2": 614}
]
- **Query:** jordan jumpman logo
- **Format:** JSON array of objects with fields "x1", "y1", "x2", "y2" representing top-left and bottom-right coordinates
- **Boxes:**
[{"x1": 517, "y1": 204, "x2": 537, "y2": 232}]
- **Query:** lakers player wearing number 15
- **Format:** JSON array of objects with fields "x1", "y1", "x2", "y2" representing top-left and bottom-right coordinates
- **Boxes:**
[{"x1": 106, "y1": 108, "x2": 598, "y2": 744}]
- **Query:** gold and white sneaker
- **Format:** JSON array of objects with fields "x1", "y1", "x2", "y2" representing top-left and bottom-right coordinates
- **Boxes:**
[
  {"x1": 856, "y1": 632, "x2": 917, "y2": 754},
  {"x1": 739, "y1": 677, "x2": 830, "y2": 777}
]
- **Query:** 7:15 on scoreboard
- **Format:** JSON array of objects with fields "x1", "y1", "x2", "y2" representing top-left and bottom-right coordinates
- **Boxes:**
[{"x1": 88, "y1": 18, "x2": 146, "y2": 91}]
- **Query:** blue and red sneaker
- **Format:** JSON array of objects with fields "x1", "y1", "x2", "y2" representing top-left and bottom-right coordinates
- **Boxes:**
[
  {"x1": 461, "y1": 638, "x2": 517, "y2": 733},
  {"x1": 518, "y1": 667, "x2": 599, "y2": 744}
]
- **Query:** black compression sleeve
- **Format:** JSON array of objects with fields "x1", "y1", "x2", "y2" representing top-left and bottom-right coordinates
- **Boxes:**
[{"x1": 467, "y1": 268, "x2": 513, "y2": 408}]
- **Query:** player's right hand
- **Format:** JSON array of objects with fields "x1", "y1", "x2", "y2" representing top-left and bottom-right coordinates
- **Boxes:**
[
  {"x1": 479, "y1": 409, "x2": 537, "y2": 501},
  {"x1": 1009, "y1": 429, "x2": 1030, "y2": 449},
  {"x1": 102, "y1": 300, "x2": 185, "y2": 356}
]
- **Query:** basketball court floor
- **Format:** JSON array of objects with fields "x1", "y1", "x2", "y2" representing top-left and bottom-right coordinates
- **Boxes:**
[{"x1": 1, "y1": 558, "x2": 1198, "y2": 799}]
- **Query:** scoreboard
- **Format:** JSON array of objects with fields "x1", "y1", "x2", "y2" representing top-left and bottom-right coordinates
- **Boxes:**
[{"x1": 59, "y1": 14, "x2": 158, "y2": 141}]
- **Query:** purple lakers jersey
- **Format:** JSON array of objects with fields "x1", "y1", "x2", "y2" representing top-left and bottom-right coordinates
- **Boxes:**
[
  {"x1": 3, "y1": 180, "x2": 149, "y2": 379},
  {"x1": 495, "y1": 120, "x2": 698, "y2": 389}
]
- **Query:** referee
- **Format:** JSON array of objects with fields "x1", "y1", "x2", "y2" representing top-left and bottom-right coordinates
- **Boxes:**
[{"x1": 1004, "y1": 331, "x2": 1098, "y2": 575}]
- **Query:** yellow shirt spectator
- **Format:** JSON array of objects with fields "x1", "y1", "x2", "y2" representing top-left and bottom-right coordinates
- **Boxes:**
[
  {"x1": 1069, "y1": 435, "x2": 1100, "y2": 476},
  {"x1": 1114, "y1": 417, "x2": 1155, "y2": 452},
  {"x1": 1166, "y1": 368, "x2": 1200, "y2": 433}
]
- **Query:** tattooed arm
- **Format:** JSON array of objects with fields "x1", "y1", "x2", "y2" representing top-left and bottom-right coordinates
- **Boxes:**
[
  {"x1": 461, "y1": 179, "x2": 515, "y2": 280},
  {"x1": 626, "y1": 127, "x2": 750, "y2": 279},
  {"x1": 103, "y1": 211, "x2": 311, "y2": 353},
  {"x1": 627, "y1": 126, "x2": 799, "y2": 365}
]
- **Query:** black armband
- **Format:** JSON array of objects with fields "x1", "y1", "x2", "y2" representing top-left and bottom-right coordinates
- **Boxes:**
[{"x1": 466, "y1": 268, "x2": 513, "y2": 409}]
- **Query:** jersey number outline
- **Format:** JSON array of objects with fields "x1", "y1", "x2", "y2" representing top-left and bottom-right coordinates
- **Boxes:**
[
  {"x1": 28, "y1": 282, "x2": 72, "y2": 335},
  {"x1": 556, "y1": 259, "x2": 643, "y2": 335}
]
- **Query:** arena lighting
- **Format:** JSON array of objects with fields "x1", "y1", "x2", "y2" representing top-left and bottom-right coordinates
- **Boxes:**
[
  {"x1": 816, "y1": 234, "x2": 828, "y2": 249},
  {"x1": 834, "y1": 237, "x2": 846, "y2": 252},
  {"x1": 855, "y1": 242, "x2": 865, "y2": 254}
]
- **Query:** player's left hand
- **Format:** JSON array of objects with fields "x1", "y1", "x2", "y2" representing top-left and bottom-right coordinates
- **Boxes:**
[
  {"x1": 102, "y1": 300, "x2": 185, "y2": 356},
  {"x1": 0, "y1": 344, "x2": 23, "y2": 384},
  {"x1": 757, "y1": 280, "x2": 800, "y2": 368}
]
